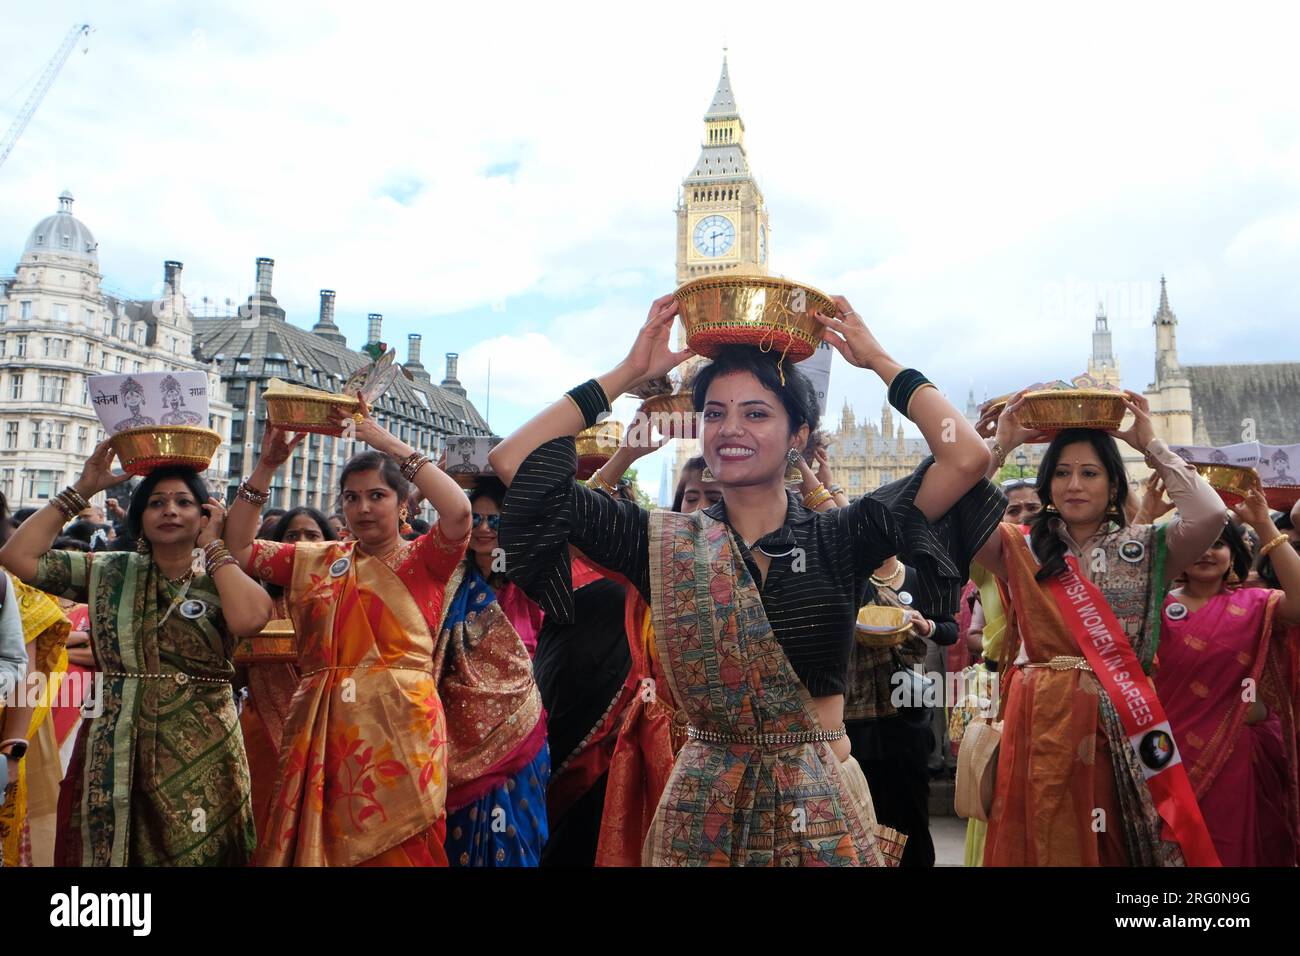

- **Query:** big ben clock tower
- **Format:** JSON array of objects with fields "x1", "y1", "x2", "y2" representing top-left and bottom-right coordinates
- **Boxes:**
[{"x1": 676, "y1": 54, "x2": 771, "y2": 284}]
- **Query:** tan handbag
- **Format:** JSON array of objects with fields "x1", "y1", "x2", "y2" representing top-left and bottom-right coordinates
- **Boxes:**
[{"x1": 954, "y1": 716, "x2": 1001, "y2": 822}]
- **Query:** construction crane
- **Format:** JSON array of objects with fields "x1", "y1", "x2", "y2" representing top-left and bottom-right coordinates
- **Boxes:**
[{"x1": 0, "y1": 23, "x2": 91, "y2": 171}]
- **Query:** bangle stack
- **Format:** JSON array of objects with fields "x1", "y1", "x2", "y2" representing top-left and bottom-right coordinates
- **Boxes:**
[
  {"x1": 887, "y1": 369, "x2": 937, "y2": 420},
  {"x1": 203, "y1": 539, "x2": 238, "y2": 576},
  {"x1": 399, "y1": 452, "x2": 430, "y2": 482},
  {"x1": 50, "y1": 486, "x2": 90, "y2": 521},
  {"x1": 803, "y1": 485, "x2": 832, "y2": 509},
  {"x1": 565, "y1": 379, "x2": 612, "y2": 429},
  {"x1": 237, "y1": 480, "x2": 270, "y2": 506},
  {"x1": 1260, "y1": 533, "x2": 1292, "y2": 559},
  {"x1": 587, "y1": 469, "x2": 617, "y2": 496},
  {"x1": 989, "y1": 440, "x2": 1007, "y2": 469}
]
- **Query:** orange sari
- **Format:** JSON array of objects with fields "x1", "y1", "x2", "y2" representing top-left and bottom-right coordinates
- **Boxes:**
[
  {"x1": 248, "y1": 526, "x2": 468, "y2": 867},
  {"x1": 986, "y1": 524, "x2": 1182, "y2": 866}
]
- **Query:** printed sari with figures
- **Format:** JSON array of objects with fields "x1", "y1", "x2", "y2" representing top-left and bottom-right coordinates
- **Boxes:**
[
  {"x1": 33, "y1": 550, "x2": 255, "y2": 867},
  {"x1": 437, "y1": 562, "x2": 549, "y2": 866},
  {"x1": 0, "y1": 579, "x2": 70, "y2": 866},
  {"x1": 1154, "y1": 586, "x2": 1299, "y2": 866},
  {"x1": 248, "y1": 523, "x2": 468, "y2": 867}
]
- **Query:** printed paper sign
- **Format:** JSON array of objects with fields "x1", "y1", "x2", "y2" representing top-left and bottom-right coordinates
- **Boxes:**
[
  {"x1": 1169, "y1": 441, "x2": 1261, "y2": 467},
  {"x1": 440, "y1": 435, "x2": 502, "y2": 477},
  {"x1": 796, "y1": 340, "x2": 834, "y2": 417},
  {"x1": 1258, "y1": 444, "x2": 1300, "y2": 486},
  {"x1": 88, "y1": 371, "x2": 210, "y2": 433}
]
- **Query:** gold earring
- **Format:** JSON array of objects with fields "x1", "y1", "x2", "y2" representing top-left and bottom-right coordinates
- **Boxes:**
[
  {"x1": 700, "y1": 466, "x2": 717, "y2": 483},
  {"x1": 1043, "y1": 502, "x2": 1059, "y2": 514},
  {"x1": 785, "y1": 448, "x2": 803, "y2": 484},
  {"x1": 135, "y1": 536, "x2": 151, "y2": 554}
]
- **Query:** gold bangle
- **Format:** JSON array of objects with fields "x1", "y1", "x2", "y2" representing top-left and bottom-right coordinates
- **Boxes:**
[
  {"x1": 586, "y1": 469, "x2": 617, "y2": 496},
  {"x1": 989, "y1": 440, "x2": 1007, "y2": 469},
  {"x1": 905, "y1": 382, "x2": 939, "y2": 419},
  {"x1": 803, "y1": 486, "x2": 832, "y2": 509},
  {"x1": 1260, "y1": 533, "x2": 1292, "y2": 558}
]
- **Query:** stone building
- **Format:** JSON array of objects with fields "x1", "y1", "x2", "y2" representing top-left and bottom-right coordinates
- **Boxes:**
[
  {"x1": 192, "y1": 258, "x2": 491, "y2": 514},
  {"x1": 0, "y1": 192, "x2": 233, "y2": 508}
]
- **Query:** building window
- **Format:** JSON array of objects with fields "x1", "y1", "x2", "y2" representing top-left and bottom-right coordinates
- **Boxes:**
[
  {"x1": 0, "y1": 339, "x2": 5, "y2": 358},
  {"x1": 100, "y1": 352, "x2": 108, "y2": 369},
  {"x1": 9, "y1": 374, "x2": 22, "y2": 400},
  {"x1": 0, "y1": 305, "x2": 7, "y2": 322},
  {"x1": 25, "y1": 469, "x2": 60, "y2": 501},
  {"x1": 84, "y1": 308, "x2": 94, "y2": 326},
  {"x1": 102, "y1": 317, "x2": 110, "y2": 336},
  {"x1": 0, "y1": 469, "x2": 12, "y2": 500},
  {"x1": 81, "y1": 378, "x2": 88, "y2": 405},
  {"x1": 2, "y1": 423, "x2": 16, "y2": 448},
  {"x1": 54, "y1": 422, "x2": 67, "y2": 450},
  {"x1": 115, "y1": 356, "x2": 125, "y2": 373},
  {"x1": 53, "y1": 303, "x2": 68, "y2": 323},
  {"x1": 96, "y1": 428, "x2": 104, "y2": 445},
  {"x1": 133, "y1": 361, "x2": 142, "y2": 374},
  {"x1": 15, "y1": 335, "x2": 26, "y2": 357},
  {"x1": 19, "y1": 301, "x2": 31, "y2": 320},
  {"x1": 39, "y1": 375, "x2": 67, "y2": 403},
  {"x1": 77, "y1": 425, "x2": 88, "y2": 454},
  {"x1": 83, "y1": 342, "x2": 93, "y2": 364}
]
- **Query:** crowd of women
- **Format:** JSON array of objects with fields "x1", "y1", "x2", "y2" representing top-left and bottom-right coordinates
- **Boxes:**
[{"x1": 0, "y1": 291, "x2": 1295, "y2": 867}]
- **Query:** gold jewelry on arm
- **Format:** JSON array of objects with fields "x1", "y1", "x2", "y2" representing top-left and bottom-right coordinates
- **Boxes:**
[{"x1": 1260, "y1": 533, "x2": 1292, "y2": 558}]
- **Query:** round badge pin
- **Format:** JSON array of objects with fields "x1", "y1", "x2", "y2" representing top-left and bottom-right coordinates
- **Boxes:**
[
  {"x1": 1165, "y1": 601, "x2": 1188, "y2": 621},
  {"x1": 1138, "y1": 729, "x2": 1175, "y2": 771},
  {"x1": 1119, "y1": 540, "x2": 1145, "y2": 563},
  {"x1": 897, "y1": 591, "x2": 913, "y2": 606},
  {"x1": 179, "y1": 599, "x2": 206, "y2": 620},
  {"x1": 329, "y1": 556, "x2": 351, "y2": 578}
]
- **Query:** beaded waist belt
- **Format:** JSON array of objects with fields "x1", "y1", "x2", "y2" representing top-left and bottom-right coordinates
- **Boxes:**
[
  {"x1": 103, "y1": 670, "x2": 230, "y2": 687},
  {"x1": 1018, "y1": 655, "x2": 1093, "y2": 673},
  {"x1": 686, "y1": 724, "x2": 847, "y2": 748}
]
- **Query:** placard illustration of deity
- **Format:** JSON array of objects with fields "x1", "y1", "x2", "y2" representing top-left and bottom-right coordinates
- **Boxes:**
[
  {"x1": 113, "y1": 376, "x2": 156, "y2": 432},
  {"x1": 159, "y1": 374, "x2": 203, "y2": 426}
]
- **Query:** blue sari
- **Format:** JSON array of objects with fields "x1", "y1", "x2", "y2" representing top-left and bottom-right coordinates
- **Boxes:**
[{"x1": 437, "y1": 564, "x2": 550, "y2": 867}]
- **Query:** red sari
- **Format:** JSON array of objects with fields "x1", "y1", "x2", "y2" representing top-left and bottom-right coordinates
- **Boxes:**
[
  {"x1": 247, "y1": 525, "x2": 468, "y2": 866},
  {"x1": 1154, "y1": 587, "x2": 1299, "y2": 866}
]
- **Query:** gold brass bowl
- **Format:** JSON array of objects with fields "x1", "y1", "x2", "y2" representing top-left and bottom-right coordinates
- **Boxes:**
[
  {"x1": 1019, "y1": 388, "x2": 1126, "y2": 432},
  {"x1": 263, "y1": 378, "x2": 361, "y2": 435},
  {"x1": 674, "y1": 274, "x2": 834, "y2": 363},
  {"x1": 576, "y1": 420, "x2": 624, "y2": 479},
  {"x1": 1196, "y1": 464, "x2": 1262, "y2": 506},
  {"x1": 854, "y1": 604, "x2": 913, "y2": 648},
  {"x1": 641, "y1": 392, "x2": 699, "y2": 440},
  {"x1": 110, "y1": 425, "x2": 222, "y2": 477}
]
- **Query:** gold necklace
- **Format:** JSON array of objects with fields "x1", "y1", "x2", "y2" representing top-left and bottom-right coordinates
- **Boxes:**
[{"x1": 870, "y1": 561, "x2": 905, "y2": 590}]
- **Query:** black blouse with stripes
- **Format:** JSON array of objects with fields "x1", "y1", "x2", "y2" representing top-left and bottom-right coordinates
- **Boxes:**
[{"x1": 499, "y1": 437, "x2": 1005, "y2": 697}]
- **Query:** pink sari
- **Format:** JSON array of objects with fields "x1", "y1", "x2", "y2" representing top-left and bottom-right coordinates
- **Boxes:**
[{"x1": 1154, "y1": 587, "x2": 1299, "y2": 866}]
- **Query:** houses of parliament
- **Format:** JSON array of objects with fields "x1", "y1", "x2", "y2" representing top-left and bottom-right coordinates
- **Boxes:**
[{"x1": 671, "y1": 56, "x2": 1299, "y2": 494}]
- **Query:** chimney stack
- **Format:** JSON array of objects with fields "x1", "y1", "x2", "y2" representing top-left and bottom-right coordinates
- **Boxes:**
[
  {"x1": 164, "y1": 260, "x2": 183, "y2": 294},
  {"x1": 367, "y1": 313, "x2": 383, "y2": 345},
  {"x1": 440, "y1": 352, "x2": 467, "y2": 397},
  {"x1": 408, "y1": 333, "x2": 422, "y2": 365},
  {"x1": 255, "y1": 257, "x2": 274, "y2": 297},
  {"x1": 319, "y1": 290, "x2": 336, "y2": 327}
]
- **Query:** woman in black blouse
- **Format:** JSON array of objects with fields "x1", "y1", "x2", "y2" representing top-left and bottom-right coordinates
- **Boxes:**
[{"x1": 492, "y1": 294, "x2": 1003, "y2": 866}]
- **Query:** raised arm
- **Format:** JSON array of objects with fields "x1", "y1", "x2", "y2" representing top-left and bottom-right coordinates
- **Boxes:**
[
  {"x1": 1236, "y1": 489, "x2": 1300, "y2": 624},
  {"x1": 815, "y1": 296, "x2": 990, "y2": 523},
  {"x1": 586, "y1": 403, "x2": 668, "y2": 495},
  {"x1": 490, "y1": 295, "x2": 691, "y2": 485},
  {"x1": 0, "y1": 440, "x2": 125, "y2": 583},
  {"x1": 224, "y1": 426, "x2": 304, "y2": 569},
  {"x1": 196, "y1": 499, "x2": 273, "y2": 638}
]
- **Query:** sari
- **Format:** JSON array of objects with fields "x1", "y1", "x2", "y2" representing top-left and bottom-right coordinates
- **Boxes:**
[
  {"x1": 0, "y1": 579, "x2": 70, "y2": 866},
  {"x1": 1154, "y1": 587, "x2": 1299, "y2": 866},
  {"x1": 642, "y1": 510, "x2": 887, "y2": 867},
  {"x1": 35, "y1": 550, "x2": 255, "y2": 867},
  {"x1": 233, "y1": 596, "x2": 300, "y2": 842},
  {"x1": 438, "y1": 563, "x2": 549, "y2": 867},
  {"x1": 249, "y1": 524, "x2": 467, "y2": 867},
  {"x1": 985, "y1": 523, "x2": 1184, "y2": 866},
  {"x1": 959, "y1": 562, "x2": 1007, "y2": 867}
]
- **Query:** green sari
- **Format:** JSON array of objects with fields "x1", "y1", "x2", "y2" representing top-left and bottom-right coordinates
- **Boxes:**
[{"x1": 35, "y1": 550, "x2": 255, "y2": 866}]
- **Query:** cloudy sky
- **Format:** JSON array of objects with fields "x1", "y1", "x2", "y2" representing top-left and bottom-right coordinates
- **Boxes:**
[{"x1": 4, "y1": 2, "x2": 1298, "y2": 498}]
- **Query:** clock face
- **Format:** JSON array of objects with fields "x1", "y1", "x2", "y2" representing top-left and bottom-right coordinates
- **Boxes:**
[
  {"x1": 758, "y1": 224, "x2": 767, "y2": 264},
  {"x1": 693, "y1": 215, "x2": 735, "y2": 258}
]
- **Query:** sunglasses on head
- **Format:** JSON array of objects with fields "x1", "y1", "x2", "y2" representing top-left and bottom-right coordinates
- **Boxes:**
[
  {"x1": 472, "y1": 514, "x2": 501, "y2": 531},
  {"x1": 1001, "y1": 478, "x2": 1036, "y2": 491}
]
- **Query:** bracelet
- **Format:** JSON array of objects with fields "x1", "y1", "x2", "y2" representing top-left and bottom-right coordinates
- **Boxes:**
[
  {"x1": 50, "y1": 495, "x2": 79, "y2": 521},
  {"x1": 803, "y1": 486, "x2": 832, "y2": 510},
  {"x1": 51, "y1": 486, "x2": 90, "y2": 520},
  {"x1": 586, "y1": 468, "x2": 617, "y2": 496},
  {"x1": 237, "y1": 480, "x2": 270, "y2": 506},
  {"x1": 1260, "y1": 533, "x2": 1292, "y2": 559},
  {"x1": 989, "y1": 440, "x2": 1007, "y2": 469},
  {"x1": 565, "y1": 379, "x2": 612, "y2": 429},
  {"x1": 207, "y1": 554, "x2": 239, "y2": 576},
  {"x1": 0, "y1": 737, "x2": 28, "y2": 761},
  {"x1": 203, "y1": 538, "x2": 227, "y2": 558},
  {"x1": 828, "y1": 485, "x2": 846, "y2": 498},
  {"x1": 886, "y1": 369, "x2": 933, "y2": 419},
  {"x1": 399, "y1": 452, "x2": 430, "y2": 482}
]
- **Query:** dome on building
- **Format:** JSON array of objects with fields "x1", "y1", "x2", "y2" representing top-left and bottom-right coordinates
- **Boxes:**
[{"x1": 23, "y1": 190, "x2": 98, "y2": 263}]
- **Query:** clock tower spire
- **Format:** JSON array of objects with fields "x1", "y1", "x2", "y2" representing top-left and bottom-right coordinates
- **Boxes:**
[{"x1": 675, "y1": 52, "x2": 771, "y2": 284}]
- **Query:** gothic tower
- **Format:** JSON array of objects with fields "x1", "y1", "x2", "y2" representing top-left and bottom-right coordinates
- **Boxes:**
[
  {"x1": 1087, "y1": 301, "x2": 1122, "y2": 388},
  {"x1": 1143, "y1": 275, "x2": 1194, "y2": 446}
]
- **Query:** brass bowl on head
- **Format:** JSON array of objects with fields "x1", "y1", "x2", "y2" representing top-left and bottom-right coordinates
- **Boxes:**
[
  {"x1": 674, "y1": 274, "x2": 834, "y2": 363},
  {"x1": 1263, "y1": 485, "x2": 1300, "y2": 512},
  {"x1": 854, "y1": 604, "x2": 913, "y2": 648},
  {"x1": 1019, "y1": 388, "x2": 1126, "y2": 433},
  {"x1": 641, "y1": 392, "x2": 699, "y2": 440},
  {"x1": 576, "y1": 420, "x2": 624, "y2": 479},
  {"x1": 1196, "y1": 464, "x2": 1262, "y2": 507},
  {"x1": 110, "y1": 425, "x2": 222, "y2": 477},
  {"x1": 263, "y1": 378, "x2": 361, "y2": 435}
]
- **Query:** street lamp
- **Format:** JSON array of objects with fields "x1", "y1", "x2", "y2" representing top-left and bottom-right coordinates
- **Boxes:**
[{"x1": 1015, "y1": 449, "x2": 1028, "y2": 478}]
